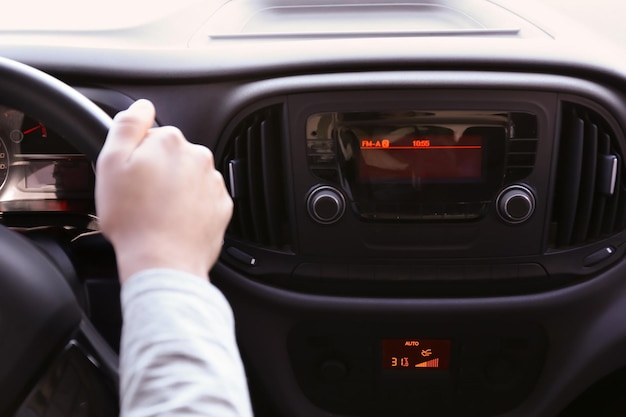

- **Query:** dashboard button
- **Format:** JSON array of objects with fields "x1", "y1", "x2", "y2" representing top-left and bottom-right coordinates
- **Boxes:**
[
  {"x1": 485, "y1": 356, "x2": 516, "y2": 385},
  {"x1": 497, "y1": 185, "x2": 536, "y2": 224},
  {"x1": 226, "y1": 247, "x2": 257, "y2": 266},
  {"x1": 307, "y1": 186, "x2": 346, "y2": 224},
  {"x1": 319, "y1": 360, "x2": 348, "y2": 382},
  {"x1": 583, "y1": 247, "x2": 615, "y2": 267}
]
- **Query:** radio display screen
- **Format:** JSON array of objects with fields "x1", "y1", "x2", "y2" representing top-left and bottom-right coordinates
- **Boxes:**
[
  {"x1": 306, "y1": 110, "x2": 537, "y2": 220},
  {"x1": 359, "y1": 131, "x2": 483, "y2": 182}
]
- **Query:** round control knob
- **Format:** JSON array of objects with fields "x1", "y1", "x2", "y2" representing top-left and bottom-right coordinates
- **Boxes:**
[
  {"x1": 307, "y1": 186, "x2": 345, "y2": 224},
  {"x1": 497, "y1": 185, "x2": 535, "y2": 224}
]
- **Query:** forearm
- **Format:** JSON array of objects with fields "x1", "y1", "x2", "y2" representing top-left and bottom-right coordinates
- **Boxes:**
[{"x1": 119, "y1": 270, "x2": 253, "y2": 417}]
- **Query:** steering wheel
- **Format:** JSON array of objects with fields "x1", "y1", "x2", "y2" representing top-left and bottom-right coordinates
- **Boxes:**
[{"x1": 0, "y1": 56, "x2": 112, "y2": 416}]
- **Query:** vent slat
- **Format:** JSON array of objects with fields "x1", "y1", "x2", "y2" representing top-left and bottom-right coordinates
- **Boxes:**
[
  {"x1": 246, "y1": 121, "x2": 270, "y2": 243},
  {"x1": 601, "y1": 153, "x2": 621, "y2": 235},
  {"x1": 507, "y1": 153, "x2": 537, "y2": 166},
  {"x1": 504, "y1": 137, "x2": 538, "y2": 181},
  {"x1": 551, "y1": 103, "x2": 625, "y2": 249},
  {"x1": 572, "y1": 121, "x2": 598, "y2": 244},
  {"x1": 588, "y1": 133, "x2": 611, "y2": 239},
  {"x1": 219, "y1": 105, "x2": 291, "y2": 250},
  {"x1": 617, "y1": 179, "x2": 626, "y2": 230},
  {"x1": 233, "y1": 134, "x2": 254, "y2": 240},
  {"x1": 260, "y1": 118, "x2": 281, "y2": 246},
  {"x1": 556, "y1": 114, "x2": 584, "y2": 247},
  {"x1": 509, "y1": 138, "x2": 539, "y2": 153}
]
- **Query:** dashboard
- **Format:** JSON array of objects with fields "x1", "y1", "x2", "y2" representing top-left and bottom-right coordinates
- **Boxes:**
[{"x1": 4, "y1": 1, "x2": 626, "y2": 417}]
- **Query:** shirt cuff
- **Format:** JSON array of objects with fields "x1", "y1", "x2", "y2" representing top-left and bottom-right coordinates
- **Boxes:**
[{"x1": 120, "y1": 268, "x2": 234, "y2": 323}]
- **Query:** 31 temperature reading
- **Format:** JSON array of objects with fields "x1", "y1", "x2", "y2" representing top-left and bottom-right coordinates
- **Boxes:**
[{"x1": 382, "y1": 338, "x2": 451, "y2": 370}]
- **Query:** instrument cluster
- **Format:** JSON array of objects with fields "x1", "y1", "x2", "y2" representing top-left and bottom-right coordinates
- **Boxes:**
[{"x1": 0, "y1": 105, "x2": 94, "y2": 213}]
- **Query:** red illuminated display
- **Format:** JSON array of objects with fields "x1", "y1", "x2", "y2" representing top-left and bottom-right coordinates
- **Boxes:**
[
  {"x1": 360, "y1": 139, "x2": 481, "y2": 150},
  {"x1": 382, "y1": 339, "x2": 451, "y2": 370},
  {"x1": 359, "y1": 135, "x2": 483, "y2": 180}
]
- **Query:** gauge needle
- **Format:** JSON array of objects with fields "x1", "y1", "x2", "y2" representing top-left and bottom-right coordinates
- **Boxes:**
[
  {"x1": 22, "y1": 126, "x2": 40, "y2": 135},
  {"x1": 23, "y1": 124, "x2": 47, "y2": 137}
]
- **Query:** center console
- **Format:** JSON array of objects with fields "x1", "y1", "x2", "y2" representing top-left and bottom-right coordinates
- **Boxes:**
[
  {"x1": 288, "y1": 90, "x2": 552, "y2": 260},
  {"x1": 220, "y1": 81, "x2": 626, "y2": 289},
  {"x1": 215, "y1": 72, "x2": 626, "y2": 417},
  {"x1": 289, "y1": 319, "x2": 546, "y2": 416}
]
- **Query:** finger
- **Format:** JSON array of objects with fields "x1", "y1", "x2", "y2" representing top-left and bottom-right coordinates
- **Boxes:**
[
  {"x1": 189, "y1": 143, "x2": 216, "y2": 169},
  {"x1": 100, "y1": 99, "x2": 156, "y2": 163},
  {"x1": 132, "y1": 125, "x2": 186, "y2": 161}
]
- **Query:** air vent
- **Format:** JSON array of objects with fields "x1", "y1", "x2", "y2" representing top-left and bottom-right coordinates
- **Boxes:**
[
  {"x1": 504, "y1": 113, "x2": 539, "y2": 182},
  {"x1": 220, "y1": 105, "x2": 291, "y2": 250},
  {"x1": 550, "y1": 103, "x2": 626, "y2": 248}
]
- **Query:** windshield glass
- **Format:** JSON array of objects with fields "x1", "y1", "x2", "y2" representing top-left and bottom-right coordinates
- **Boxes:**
[
  {"x1": 0, "y1": 0, "x2": 625, "y2": 48},
  {"x1": 1, "y1": 0, "x2": 211, "y2": 31}
]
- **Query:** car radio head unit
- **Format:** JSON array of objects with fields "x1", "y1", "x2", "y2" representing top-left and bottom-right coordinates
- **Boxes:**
[{"x1": 306, "y1": 110, "x2": 538, "y2": 221}]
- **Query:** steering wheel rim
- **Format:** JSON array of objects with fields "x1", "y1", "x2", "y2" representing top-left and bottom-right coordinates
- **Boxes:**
[
  {"x1": 0, "y1": 56, "x2": 113, "y2": 416},
  {"x1": 0, "y1": 56, "x2": 111, "y2": 160}
]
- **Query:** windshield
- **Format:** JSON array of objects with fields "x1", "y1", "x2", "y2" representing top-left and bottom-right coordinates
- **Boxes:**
[
  {"x1": 0, "y1": 0, "x2": 625, "y2": 48},
  {"x1": 1, "y1": 0, "x2": 212, "y2": 31}
]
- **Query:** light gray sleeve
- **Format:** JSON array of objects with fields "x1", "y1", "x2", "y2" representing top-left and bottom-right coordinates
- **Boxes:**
[{"x1": 119, "y1": 269, "x2": 253, "y2": 417}]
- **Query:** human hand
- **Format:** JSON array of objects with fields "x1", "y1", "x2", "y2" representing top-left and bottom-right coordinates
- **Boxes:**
[{"x1": 95, "y1": 99, "x2": 233, "y2": 284}]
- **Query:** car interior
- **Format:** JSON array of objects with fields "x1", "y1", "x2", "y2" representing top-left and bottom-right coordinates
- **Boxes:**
[{"x1": 2, "y1": 0, "x2": 626, "y2": 416}]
